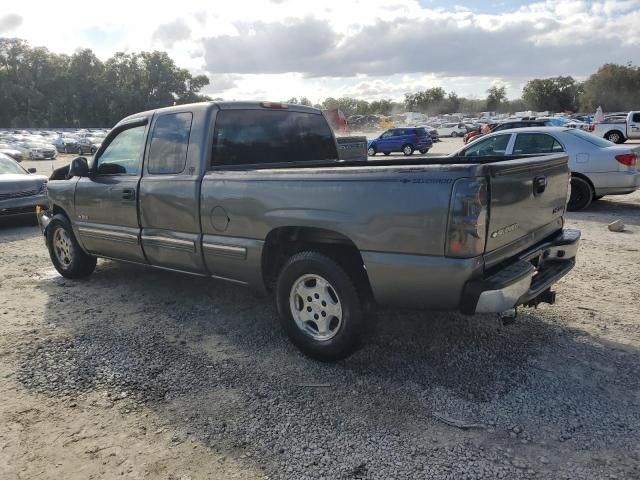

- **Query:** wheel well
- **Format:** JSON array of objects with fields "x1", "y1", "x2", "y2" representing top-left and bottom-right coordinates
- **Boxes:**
[
  {"x1": 262, "y1": 227, "x2": 372, "y2": 298},
  {"x1": 605, "y1": 129, "x2": 625, "y2": 138},
  {"x1": 52, "y1": 205, "x2": 70, "y2": 220},
  {"x1": 571, "y1": 172, "x2": 595, "y2": 194}
]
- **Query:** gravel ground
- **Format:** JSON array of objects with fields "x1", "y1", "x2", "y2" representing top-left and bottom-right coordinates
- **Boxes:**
[{"x1": 2, "y1": 154, "x2": 640, "y2": 479}]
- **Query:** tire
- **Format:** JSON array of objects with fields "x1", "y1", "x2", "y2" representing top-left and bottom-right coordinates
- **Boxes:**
[
  {"x1": 402, "y1": 144, "x2": 414, "y2": 156},
  {"x1": 567, "y1": 176, "x2": 594, "y2": 211},
  {"x1": 605, "y1": 130, "x2": 625, "y2": 144},
  {"x1": 63, "y1": 145, "x2": 69, "y2": 154},
  {"x1": 91, "y1": 147, "x2": 97, "y2": 154},
  {"x1": 383, "y1": 152, "x2": 390, "y2": 156},
  {"x1": 46, "y1": 214, "x2": 97, "y2": 279},
  {"x1": 451, "y1": 131, "x2": 458, "y2": 138},
  {"x1": 367, "y1": 147, "x2": 376, "y2": 156},
  {"x1": 419, "y1": 149, "x2": 429, "y2": 154},
  {"x1": 594, "y1": 195, "x2": 604, "y2": 201},
  {"x1": 276, "y1": 251, "x2": 366, "y2": 361}
]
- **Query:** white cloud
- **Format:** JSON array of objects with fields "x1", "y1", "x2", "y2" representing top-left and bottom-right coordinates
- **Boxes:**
[{"x1": 4, "y1": 0, "x2": 640, "y2": 101}]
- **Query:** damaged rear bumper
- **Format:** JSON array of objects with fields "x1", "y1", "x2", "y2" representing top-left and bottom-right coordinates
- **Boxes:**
[{"x1": 461, "y1": 229, "x2": 581, "y2": 314}]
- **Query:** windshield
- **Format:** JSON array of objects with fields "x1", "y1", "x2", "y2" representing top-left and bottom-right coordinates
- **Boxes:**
[
  {"x1": 565, "y1": 129, "x2": 614, "y2": 148},
  {"x1": 0, "y1": 155, "x2": 27, "y2": 174}
]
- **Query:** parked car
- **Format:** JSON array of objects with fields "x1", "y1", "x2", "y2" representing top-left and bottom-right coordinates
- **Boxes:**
[
  {"x1": 0, "y1": 146, "x2": 25, "y2": 162},
  {"x1": 39, "y1": 101, "x2": 579, "y2": 360},
  {"x1": 451, "y1": 127, "x2": 640, "y2": 211},
  {"x1": 19, "y1": 140, "x2": 57, "y2": 160},
  {"x1": 423, "y1": 125, "x2": 440, "y2": 142},
  {"x1": 591, "y1": 111, "x2": 640, "y2": 144},
  {"x1": 463, "y1": 119, "x2": 552, "y2": 144},
  {"x1": 436, "y1": 122, "x2": 466, "y2": 138},
  {"x1": 367, "y1": 127, "x2": 433, "y2": 156},
  {"x1": 76, "y1": 137, "x2": 101, "y2": 155},
  {"x1": 52, "y1": 136, "x2": 81, "y2": 154},
  {"x1": 0, "y1": 153, "x2": 48, "y2": 220}
]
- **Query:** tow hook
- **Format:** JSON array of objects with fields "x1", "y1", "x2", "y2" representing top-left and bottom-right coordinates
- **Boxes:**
[{"x1": 499, "y1": 308, "x2": 518, "y2": 326}]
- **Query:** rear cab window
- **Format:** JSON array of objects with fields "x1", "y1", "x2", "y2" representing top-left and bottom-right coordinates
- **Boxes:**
[
  {"x1": 147, "y1": 112, "x2": 193, "y2": 174},
  {"x1": 212, "y1": 109, "x2": 337, "y2": 167}
]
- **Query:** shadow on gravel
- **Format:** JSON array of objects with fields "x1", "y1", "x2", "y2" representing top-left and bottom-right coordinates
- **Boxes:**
[
  {"x1": 568, "y1": 197, "x2": 640, "y2": 227},
  {"x1": 16, "y1": 260, "x2": 640, "y2": 479}
]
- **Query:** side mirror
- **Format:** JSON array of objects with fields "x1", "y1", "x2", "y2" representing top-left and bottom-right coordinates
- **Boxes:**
[
  {"x1": 28, "y1": 167, "x2": 37, "y2": 173},
  {"x1": 68, "y1": 156, "x2": 89, "y2": 177}
]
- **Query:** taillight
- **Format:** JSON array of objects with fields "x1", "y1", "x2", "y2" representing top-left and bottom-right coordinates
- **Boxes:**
[
  {"x1": 260, "y1": 101, "x2": 288, "y2": 109},
  {"x1": 615, "y1": 153, "x2": 637, "y2": 167},
  {"x1": 446, "y1": 178, "x2": 488, "y2": 258}
]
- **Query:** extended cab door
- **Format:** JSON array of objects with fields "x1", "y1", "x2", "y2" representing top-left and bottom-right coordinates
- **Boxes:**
[
  {"x1": 628, "y1": 112, "x2": 640, "y2": 139},
  {"x1": 74, "y1": 121, "x2": 147, "y2": 263},
  {"x1": 138, "y1": 111, "x2": 207, "y2": 274}
]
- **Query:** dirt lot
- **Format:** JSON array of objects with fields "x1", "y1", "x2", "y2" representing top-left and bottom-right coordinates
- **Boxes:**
[{"x1": 2, "y1": 146, "x2": 640, "y2": 479}]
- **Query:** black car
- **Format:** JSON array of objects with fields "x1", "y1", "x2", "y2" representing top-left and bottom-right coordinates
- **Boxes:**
[{"x1": 491, "y1": 119, "x2": 552, "y2": 133}]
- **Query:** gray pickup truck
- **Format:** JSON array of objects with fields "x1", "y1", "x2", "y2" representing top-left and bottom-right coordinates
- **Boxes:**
[{"x1": 38, "y1": 101, "x2": 580, "y2": 360}]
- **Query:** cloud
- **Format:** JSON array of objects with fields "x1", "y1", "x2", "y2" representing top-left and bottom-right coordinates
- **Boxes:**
[
  {"x1": 0, "y1": 14, "x2": 22, "y2": 34},
  {"x1": 152, "y1": 19, "x2": 191, "y2": 48},
  {"x1": 203, "y1": 18, "x2": 337, "y2": 74},
  {"x1": 205, "y1": 74, "x2": 242, "y2": 93},
  {"x1": 201, "y1": 5, "x2": 640, "y2": 80}
]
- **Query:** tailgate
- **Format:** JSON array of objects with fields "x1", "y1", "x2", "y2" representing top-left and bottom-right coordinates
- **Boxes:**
[{"x1": 485, "y1": 154, "x2": 569, "y2": 254}]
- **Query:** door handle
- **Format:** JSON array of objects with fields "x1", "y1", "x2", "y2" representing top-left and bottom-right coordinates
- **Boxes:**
[
  {"x1": 121, "y1": 188, "x2": 136, "y2": 200},
  {"x1": 533, "y1": 176, "x2": 547, "y2": 196}
]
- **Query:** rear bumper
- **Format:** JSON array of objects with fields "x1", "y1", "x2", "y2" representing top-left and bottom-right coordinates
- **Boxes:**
[
  {"x1": 461, "y1": 229, "x2": 581, "y2": 314},
  {"x1": 591, "y1": 171, "x2": 640, "y2": 196}
]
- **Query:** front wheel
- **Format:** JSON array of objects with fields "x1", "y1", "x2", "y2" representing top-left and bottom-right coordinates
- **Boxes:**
[
  {"x1": 419, "y1": 149, "x2": 429, "y2": 154},
  {"x1": 567, "y1": 176, "x2": 594, "y2": 211},
  {"x1": 402, "y1": 144, "x2": 414, "y2": 156},
  {"x1": 276, "y1": 251, "x2": 366, "y2": 361},
  {"x1": 451, "y1": 131, "x2": 458, "y2": 138},
  {"x1": 46, "y1": 215, "x2": 97, "y2": 278}
]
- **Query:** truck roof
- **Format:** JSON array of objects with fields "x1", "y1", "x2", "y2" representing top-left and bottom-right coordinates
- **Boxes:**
[{"x1": 116, "y1": 101, "x2": 322, "y2": 127}]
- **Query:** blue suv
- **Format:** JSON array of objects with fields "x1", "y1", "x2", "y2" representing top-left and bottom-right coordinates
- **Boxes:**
[{"x1": 367, "y1": 127, "x2": 433, "y2": 156}]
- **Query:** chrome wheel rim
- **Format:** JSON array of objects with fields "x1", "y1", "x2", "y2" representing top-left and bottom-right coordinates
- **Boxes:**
[
  {"x1": 289, "y1": 274, "x2": 343, "y2": 341},
  {"x1": 609, "y1": 133, "x2": 620, "y2": 143},
  {"x1": 367, "y1": 147, "x2": 375, "y2": 156},
  {"x1": 53, "y1": 227, "x2": 73, "y2": 268},
  {"x1": 403, "y1": 145, "x2": 412, "y2": 155}
]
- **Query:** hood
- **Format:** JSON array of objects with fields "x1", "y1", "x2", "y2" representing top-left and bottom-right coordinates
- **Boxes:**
[{"x1": 0, "y1": 174, "x2": 47, "y2": 195}]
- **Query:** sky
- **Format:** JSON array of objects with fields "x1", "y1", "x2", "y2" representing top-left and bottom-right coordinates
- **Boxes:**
[{"x1": 1, "y1": 0, "x2": 639, "y2": 102}]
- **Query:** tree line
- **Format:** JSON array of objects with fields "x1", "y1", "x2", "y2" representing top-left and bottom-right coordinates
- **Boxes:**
[
  {"x1": 2, "y1": 37, "x2": 640, "y2": 127},
  {"x1": 0, "y1": 38, "x2": 210, "y2": 127}
]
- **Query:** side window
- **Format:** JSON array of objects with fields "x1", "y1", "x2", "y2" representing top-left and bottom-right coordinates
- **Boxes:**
[
  {"x1": 96, "y1": 125, "x2": 145, "y2": 175},
  {"x1": 513, "y1": 133, "x2": 564, "y2": 154},
  {"x1": 212, "y1": 110, "x2": 337, "y2": 166},
  {"x1": 380, "y1": 130, "x2": 393, "y2": 139},
  {"x1": 463, "y1": 134, "x2": 511, "y2": 157},
  {"x1": 632, "y1": 113, "x2": 640, "y2": 123},
  {"x1": 148, "y1": 113, "x2": 193, "y2": 174}
]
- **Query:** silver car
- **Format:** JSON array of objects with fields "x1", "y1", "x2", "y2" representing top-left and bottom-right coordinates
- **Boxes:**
[
  {"x1": 0, "y1": 153, "x2": 48, "y2": 219},
  {"x1": 453, "y1": 127, "x2": 640, "y2": 211}
]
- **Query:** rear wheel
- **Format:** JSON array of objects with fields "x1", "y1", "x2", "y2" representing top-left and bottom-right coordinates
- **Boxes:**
[
  {"x1": 567, "y1": 176, "x2": 594, "y2": 211},
  {"x1": 605, "y1": 130, "x2": 625, "y2": 144},
  {"x1": 46, "y1": 215, "x2": 97, "y2": 278},
  {"x1": 276, "y1": 251, "x2": 366, "y2": 361},
  {"x1": 367, "y1": 147, "x2": 376, "y2": 156},
  {"x1": 402, "y1": 144, "x2": 414, "y2": 156},
  {"x1": 419, "y1": 149, "x2": 429, "y2": 154},
  {"x1": 451, "y1": 131, "x2": 458, "y2": 138}
]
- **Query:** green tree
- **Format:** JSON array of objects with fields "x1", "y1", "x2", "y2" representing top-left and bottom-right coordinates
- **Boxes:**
[
  {"x1": 486, "y1": 86, "x2": 506, "y2": 112},
  {"x1": 522, "y1": 76, "x2": 580, "y2": 112},
  {"x1": 580, "y1": 63, "x2": 640, "y2": 112}
]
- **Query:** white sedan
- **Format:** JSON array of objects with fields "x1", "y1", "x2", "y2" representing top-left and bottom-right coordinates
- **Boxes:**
[
  {"x1": 452, "y1": 127, "x2": 640, "y2": 211},
  {"x1": 436, "y1": 122, "x2": 467, "y2": 138}
]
